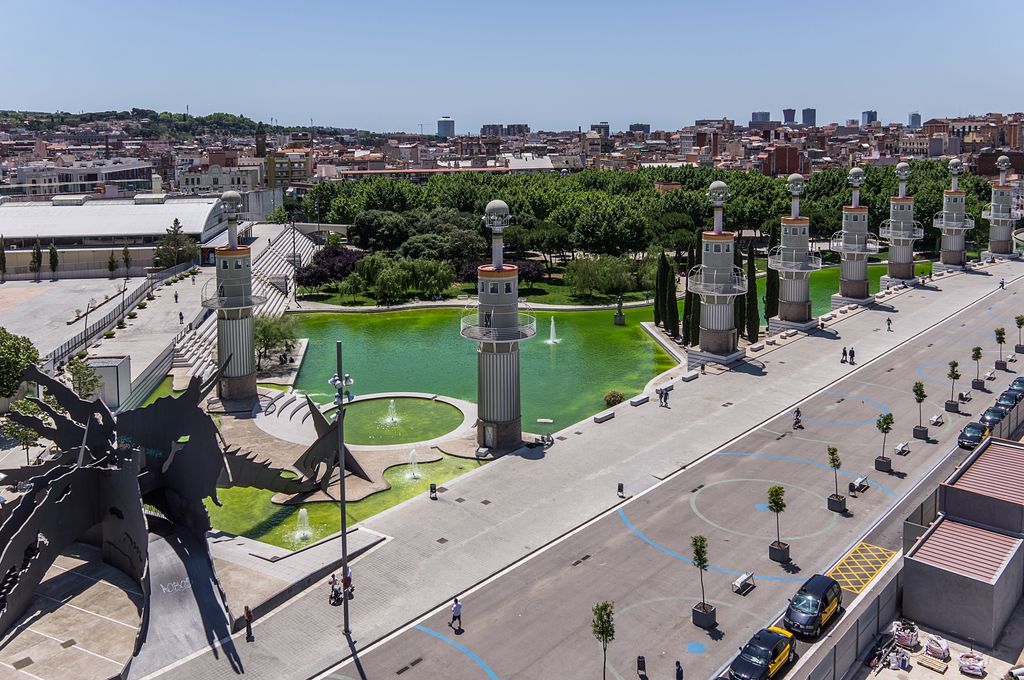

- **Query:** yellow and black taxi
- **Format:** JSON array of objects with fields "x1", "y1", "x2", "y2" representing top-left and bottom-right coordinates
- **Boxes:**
[
  {"x1": 728, "y1": 626, "x2": 795, "y2": 680},
  {"x1": 783, "y1": 574, "x2": 842, "y2": 637}
]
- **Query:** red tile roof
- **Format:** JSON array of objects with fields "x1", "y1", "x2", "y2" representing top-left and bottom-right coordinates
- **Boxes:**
[
  {"x1": 951, "y1": 440, "x2": 1024, "y2": 504},
  {"x1": 913, "y1": 519, "x2": 1020, "y2": 582}
]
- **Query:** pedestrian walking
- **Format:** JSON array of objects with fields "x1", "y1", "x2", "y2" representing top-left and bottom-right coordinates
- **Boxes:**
[
  {"x1": 178, "y1": 311, "x2": 184, "y2": 325},
  {"x1": 841, "y1": 347, "x2": 848, "y2": 363},
  {"x1": 174, "y1": 291, "x2": 179, "y2": 303},
  {"x1": 343, "y1": 565, "x2": 354, "y2": 598},
  {"x1": 244, "y1": 605, "x2": 254, "y2": 642},
  {"x1": 886, "y1": 317, "x2": 892, "y2": 332},
  {"x1": 656, "y1": 388, "x2": 664, "y2": 406},
  {"x1": 449, "y1": 597, "x2": 462, "y2": 631},
  {"x1": 328, "y1": 574, "x2": 341, "y2": 604},
  {"x1": 191, "y1": 275, "x2": 195, "y2": 285},
  {"x1": 663, "y1": 387, "x2": 670, "y2": 408},
  {"x1": 848, "y1": 346, "x2": 856, "y2": 365},
  {"x1": 676, "y1": 660, "x2": 684, "y2": 680},
  {"x1": 1000, "y1": 278, "x2": 1006, "y2": 290}
]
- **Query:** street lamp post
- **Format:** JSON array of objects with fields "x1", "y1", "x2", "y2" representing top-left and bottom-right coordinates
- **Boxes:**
[{"x1": 328, "y1": 341, "x2": 354, "y2": 636}]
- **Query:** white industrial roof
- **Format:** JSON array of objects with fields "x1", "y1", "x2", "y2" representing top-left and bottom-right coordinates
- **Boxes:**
[{"x1": 0, "y1": 196, "x2": 227, "y2": 241}]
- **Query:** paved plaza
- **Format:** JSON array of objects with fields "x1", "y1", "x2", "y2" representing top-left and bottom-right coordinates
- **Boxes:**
[{"x1": 130, "y1": 261, "x2": 1024, "y2": 680}]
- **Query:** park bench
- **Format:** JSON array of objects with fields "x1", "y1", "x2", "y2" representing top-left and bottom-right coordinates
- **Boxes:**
[
  {"x1": 629, "y1": 395, "x2": 649, "y2": 407},
  {"x1": 731, "y1": 572, "x2": 755, "y2": 595},
  {"x1": 930, "y1": 414, "x2": 944, "y2": 426},
  {"x1": 1010, "y1": 353, "x2": 1017, "y2": 363},
  {"x1": 593, "y1": 411, "x2": 615, "y2": 424},
  {"x1": 849, "y1": 475, "x2": 870, "y2": 494},
  {"x1": 679, "y1": 370, "x2": 699, "y2": 382},
  {"x1": 894, "y1": 441, "x2": 910, "y2": 456},
  {"x1": 958, "y1": 391, "x2": 972, "y2": 402},
  {"x1": 985, "y1": 370, "x2": 996, "y2": 381},
  {"x1": 749, "y1": 342, "x2": 765, "y2": 352},
  {"x1": 766, "y1": 337, "x2": 778, "y2": 345}
]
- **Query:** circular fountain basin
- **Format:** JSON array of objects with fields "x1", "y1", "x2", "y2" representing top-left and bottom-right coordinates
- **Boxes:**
[{"x1": 343, "y1": 397, "x2": 463, "y2": 446}]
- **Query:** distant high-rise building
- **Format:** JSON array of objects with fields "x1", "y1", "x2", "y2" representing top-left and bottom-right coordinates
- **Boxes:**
[
  {"x1": 591, "y1": 121, "x2": 610, "y2": 138},
  {"x1": 629, "y1": 123, "x2": 651, "y2": 134},
  {"x1": 437, "y1": 116, "x2": 455, "y2": 137},
  {"x1": 861, "y1": 110, "x2": 878, "y2": 127},
  {"x1": 908, "y1": 112, "x2": 922, "y2": 129},
  {"x1": 255, "y1": 121, "x2": 266, "y2": 157},
  {"x1": 801, "y1": 108, "x2": 816, "y2": 127},
  {"x1": 782, "y1": 108, "x2": 796, "y2": 124},
  {"x1": 481, "y1": 124, "x2": 502, "y2": 137},
  {"x1": 502, "y1": 124, "x2": 530, "y2": 137},
  {"x1": 751, "y1": 111, "x2": 771, "y2": 123}
]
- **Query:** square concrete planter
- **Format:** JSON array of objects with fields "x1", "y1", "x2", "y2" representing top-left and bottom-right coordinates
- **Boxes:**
[
  {"x1": 945, "y1": 400, "x2": 960, "y2": 413},
  {"x1": 1015, "y1": 344, "x2": 1024, "y2": 354},
  {"x1": 769, "y1": 541, "x2": 791, "y2": 563},
  {"x1": 692, "y1": 603, "x2": 717, "y2": 629},
  {"x1": 972, "y1": 378, "x2": 987, "y2": 391},
  {"x1": 874, "y1": 456, "x2": 892, "y2": 473},
  {"x1": 913, "y1": 425, "x2": 929, "y2": 440},
  {"x1": 996, "y1": 360, "x2": 1008, "y2": 371},
  {"x1": 827, "y1": 494, "x2": 847, "y2": 513}
]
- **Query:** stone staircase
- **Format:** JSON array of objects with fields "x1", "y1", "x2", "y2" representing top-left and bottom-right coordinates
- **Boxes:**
[{"x1": 170, "y1": 227, "x2": 320, "y2": 387}]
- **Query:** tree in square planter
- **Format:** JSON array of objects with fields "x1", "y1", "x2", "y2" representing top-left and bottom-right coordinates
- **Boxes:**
[
  {"x1": 826, "y1": 446, "x2": 846, "y2": 513},
  {"x1": 1015, "y1": 315, "x2": 1024, "y2": 354},
  {"x1": 690, "y1": 535, "x2": 716, "y2": 628},
  {"x1": 591, "y1": 601, "x2": 615, "y2": 680},
  {"x1": 912, "y1": 381, "x2": 929, "y2": 440},
  {"x1": 971, "y1": 346, "x2": 986, "y2": 391},
  {"x1": 875, "y1": 412, "x2": 894, "y2": 473},
  {"x1": 945, "y1": 360, "x2": 961, "y2": 413},
  {"x1": 995, "y1": 327, "x2": 1007, "y2": 370},
  {"x1": 767, "y1": 485, "x2": 790, "y2": 563}
]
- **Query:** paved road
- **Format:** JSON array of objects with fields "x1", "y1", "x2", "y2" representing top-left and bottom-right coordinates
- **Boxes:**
[
  {"x1": 148, "y1": 262, "x2": 1023, "y2": 680},
  {"x1": 328, "y1": 274, "x2": 1023, "y2": 680}
]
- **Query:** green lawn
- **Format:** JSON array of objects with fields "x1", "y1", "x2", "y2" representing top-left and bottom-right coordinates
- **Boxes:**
[{"x1": 139, "y1": 376, "x2": 180, "y2": 407}]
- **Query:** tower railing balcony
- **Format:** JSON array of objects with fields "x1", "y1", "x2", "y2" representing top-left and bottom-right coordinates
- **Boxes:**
[
  {"x1": 460, "y1": 306, "x2": 537, "y2": 343},
  {"x1": 932, "y1": 211, "x2": 975, "y2": 232},
  {"x1": 878, "y1": 218, "x2": 924, "y2": 241},
  {"x1": 200, "y1": 279, "x2": 266, "y2": 310},
  {"x1": 686, "y1": 265, "x2": 746, "y2": 297},
  {"x1": 767, "y1": 246, "x2": 822, "y2": 273},
  {"x1": 829, "y1": 231, "x2": 880, "y2": 255},
  {"x1": 982, "y1": 206, "x2": 1021, "y2": 221}
]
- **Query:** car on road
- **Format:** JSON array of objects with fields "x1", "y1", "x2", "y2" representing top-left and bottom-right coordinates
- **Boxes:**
[
  {"x1": 1004, "y1": 385, "x2": 1024, "y2": 402},
  {"x1": 729, "y1": 626, "x2": 795, "y2": 680},
  {"x1": 783, "y1": 574, "x2": 843, "y2": 637},
  {"x1": 980, "y1": 407, "x2": 1006, "y2": 428},
  {"x1": 1012, "y1": 376, "x2": 1024, "y2": 391},
  {"x1": 996, "y1": 392, "x2": 1019, "y2": 411},
  {"x1": 958, "y1": 422, "x2": 989, "y2": 449}
]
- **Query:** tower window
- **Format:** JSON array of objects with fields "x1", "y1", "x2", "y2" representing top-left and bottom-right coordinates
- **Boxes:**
[
  {"x1": 235, "y1": 260, "x2": 242, "y2": 269},
  {"x1": 489, "y1": 283, "x2": 498, "y2": 294},
  {"x1": 713, "y1": 244, "x2": 721, "y2": 253},
  {"x1": 505, "y1": 282, "x2": 512, "y2": 294},
  {"x1": 222, "y1": 261, "x2": 228, "y2": 269}
]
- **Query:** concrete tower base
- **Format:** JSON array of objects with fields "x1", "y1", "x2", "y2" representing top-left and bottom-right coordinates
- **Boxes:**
[
  {"x1": 940, "y1": 250, "x2": 965, "y2": 266},
  {"x1": 218, "y1": 373, "x2": 257, "y2": 402},
  {"x1": 886, "y1": 262, "x2": 915, "y2": 280},
  {"x1": 830, "y1": 293, "x2": 875, "y2": 311},
  {"x1": 778, "y1": 300, "x2": 812, "y2": 323},
  {"x1": 477, "y1": 418, "x2": 522, "y2": 452},
  {"x1": 879, "y1": 275, "x2": 914, "y2": 291},
  {"x1": 768, "y1": 317, "x2": 819, "y2": 335},
  {"x1": 981, "y1": 250, "x2": 1018, "y2": 262},
  {"x1": 686, "y1": 347, "x2": 746, "y2": 369},
  {"x1": 698, "y1": 327, "x2": 738, "y2": 356},
  {"x1": 988, "y1": 240, "x2": 1013, "y2": 255},
  {"x1": 839, "y1": 279, "x2": 869, "y2": 300}
]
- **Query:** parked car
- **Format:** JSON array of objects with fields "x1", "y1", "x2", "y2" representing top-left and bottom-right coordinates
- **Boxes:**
[
  {"x1": 1011, "y1": 376, "x2": 1024, "y2": 391},
  {"x1": 1004, "y1": 385, "x2": 1024, "y2": 402},
  {"x1": 996, "y1": 392, "x2": 1019, "y2": 411},
  {"x1": 980, "y1": 407, "x2": 1006, "y2": 428},
  {"x1": 958, "y1": 422, "x2": 989, "y2": 449},
  {"x1": 783, "y1": 574, "x2": 843, "y2": 637},
  {"x1": 729, "y1": 627, "x2": 795, "y2": 680}
]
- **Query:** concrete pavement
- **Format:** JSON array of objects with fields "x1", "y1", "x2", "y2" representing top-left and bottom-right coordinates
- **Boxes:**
[{"x1": 147, "y1": 262, "x2": 1023, "y2": 680}]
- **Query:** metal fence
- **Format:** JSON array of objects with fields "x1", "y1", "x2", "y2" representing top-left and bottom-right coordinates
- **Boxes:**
[{"x1": 44, "y1": 260, "x2": 197, "y2": 371}]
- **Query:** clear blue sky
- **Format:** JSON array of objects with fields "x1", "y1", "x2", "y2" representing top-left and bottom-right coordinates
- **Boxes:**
[{"x1": 6, "y1": 0, "x2": 1023, "y2": 133}]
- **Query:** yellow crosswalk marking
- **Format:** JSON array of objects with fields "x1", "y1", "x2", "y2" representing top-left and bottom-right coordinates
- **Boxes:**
[{"x1": 827, "y1": 542, "x2": 897, "y2": 594}]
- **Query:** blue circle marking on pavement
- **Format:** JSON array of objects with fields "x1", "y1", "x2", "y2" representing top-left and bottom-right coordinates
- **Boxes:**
[
  {"x1": 754, "y1": 503, "x2": 770, "y2": 511},
  {"x1": 717, "y1": 452, "x2": 897, "y2": 496},
  {"x1": 916, "y1": 360, "x2": 955, "y2": 387},
  {"x1": 415, "y1": 625, "x2": 499, "y2": 679},
  {"x1": 800, "y1": 390, "x2": 890, "y2": 427},
  {"x1": 687, "y1": 641, "x2": 707, "y2": 654},
  {"x1": 618, "y1": 509, "x2": 804, "y2": 582}
]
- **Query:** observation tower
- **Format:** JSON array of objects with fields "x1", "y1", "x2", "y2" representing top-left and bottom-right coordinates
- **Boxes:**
[
  {"x1": 830, "y1": 167, "x2": 879, "y2": 309},
  {"x1": 879, "y1": 162, "x2": 924, "y2": 287},
  {"x1": 768, "y1": 173, "x2": 821, "y2": 333},
  {"x1": 460, "y1": 200, "x2": 536, "y2": 450},
  {"x1": 982, "y1": 155, "x2": 1019, "y2": 260},
  {"x1": 933, "y1": 158, "x2": 974, "y2": 272}
]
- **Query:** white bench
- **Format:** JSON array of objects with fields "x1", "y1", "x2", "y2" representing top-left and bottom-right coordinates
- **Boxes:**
[
  {"x1": 679, "y1": 370, "x2": 699, "y2": 382},
  {"x1": 959, "y1": 391, "x2": 972, "y2": 402},
  {"x1": 821, "y1": 313, "x2": 834, "y2": 321},
  {"x1": 766, "y1": 337, "x2": 778, "y2": 345},
  {"x1": 894, "y1": 441, "x2": 910, "y2": 455},
  {"x1": 985, "y1": 370, "x2": 996, "y2": 381},
  {"x1": 731, "y1": 572, "x2": 755, "y2": 595},
  {"x1": 594, "y1": 411, "x2": 615, "y2": 424},
  {"x1": 749, "y1": 342, "x2": 765, "y2": 352},
  {"x1": 839, "y1": 308, "x2": 849, "y2": 314},
  {"x1": 930, "y1": 414, "x2": 944, "y2": 426},
  {"x1": 629, "y1": 395, "x2": 649, "y2": 407},
  {"x1": 1010, "y1": 354, "x2": 1017, "y2": 363},
  {"x1": 849, "y1": 475, "x2": 869, "y2": 493}
]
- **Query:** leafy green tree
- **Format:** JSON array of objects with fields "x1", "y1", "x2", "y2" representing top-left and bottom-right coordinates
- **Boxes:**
[
  {"x1": 0, "y1": 235, "x2": 6, "y2": 283},
  {"x1": 267, "y1": 205, "x2": 290, "y2": 224},
  {"x1": 664, "y1": 262, "x2": 679, "y2": 337},
  {"x1": 122, "y1": 245, "x2": 131, "y2": 278},
  {"x1": 399, "y1": 233, "x2": 447, "y2": 261},
  {"x1": 948, "y1": 360, "x2": 961, "y2": 402},
  {"x1": 591, "y1": 601, "x2": 615, "y2": 680},
  {"x1": 1016, "y1": 315, "x2": 1024, "y2": 347},
  {"x1": 30, "y1": 239, "x2": 42, "y2": 281},
  {"x1": 764, "y1": 226, "x2": 779, "y2": 321},
  {"x1": 687, "y1": 244, "x2": 701, "y2": 346},
  {"x1": 337, "y1": 273, "x2": 365, "y2": 304},
  {"x1": 913, "y1": 381, "x2": 927, "y2": 428},
  {"x1": 691, "y1": 535, "x2": 710, "y2": 610},
  {"x1": 995, "y1": 327, "x2": 1006, "y2": 361},
  {"x1": 253, "y1": 316, "x2": 298, "y2": 370},
  {"x1": 108, "y1": 251, "x2": 118, "y2": 277},
  {"x1": 767, "y1": 485, "x2": 786, "y2": 546},
  {"x1": 971, "y1": 346, "x2": 983, "y2": 379},
  {"x1": 154, "y1": 218, "x2": 198, "y2": 267},
  {"x1": 827, "y1": 447, "x2": 842, "y2": 498},
  {"x1": 66, "y1": 357, "x2": 101, "y2": 399},
  {"x1": 373, "y1": 267, "x2": 408, "y2": 305},
  {"x1": 3, "y1": 398, "x2": 42, "y2": 465},
  {"x1": 48, "y1": 242, "x2": 59, "y2": 280},
  {"x1": 0, "y1": 328, "x2": 39, "y2": 398},
  {"x1": 527, "y1": 223, "x2": 571, "y2": 279},
  {"x1": 876, "y1": 412, "x2": 894, "y2": 460},
  {"x1": 653, "y1": 252, "x2": 667, "y2": 326},
  {"x1": 745, "y1": 241, "x2": 759, "y2": 342},
  {"x1": 565, "y1": 258, "x2": 600, "y2": 298},
  {"x1": 354, "y1": 252, "x2": 393, "y2": 287},
  {"x1": 734, "y1": 240, "x2": 746, "y2": 337}
]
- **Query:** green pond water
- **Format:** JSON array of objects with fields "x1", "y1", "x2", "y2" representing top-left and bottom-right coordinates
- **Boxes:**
[
  {"x1": 342, "y1": 397, "x2": 463, "y2": 445},
  {"x1": 292, "y1": 308, "x2": 676, "y2": 430},
  {"x1": 205, "y1": 454, "x2": 486, "y2": 549}
]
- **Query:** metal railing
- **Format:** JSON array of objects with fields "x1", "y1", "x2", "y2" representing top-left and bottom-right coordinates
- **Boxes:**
[
  {"x1": 460, "y1": 308, "x2": 537, "y2": 343},
  {"x1": 982, "y1": 206, "x2": 1022, "y2": 221},
  {"x1": 685, "y1": 265, "x2": 747, "y2": 296},
  {"x1": 878, "y1": 218, "x2": 924, "y2": 241},
  {"x1": 932, "y1": 211, "x2": 975, "y2": 231},
  {"x1": 767, "y1": 246, "x2": 822, "y2": 273},
  {"x1": 829, "y1": 231, "x2": 881, "y2": 254},
  {"x1": 44, "y1": 259, "x2": 198, "y2": 370},
  {"x1": 200, "y1": 278, "x2": 267, "y2": 310}
]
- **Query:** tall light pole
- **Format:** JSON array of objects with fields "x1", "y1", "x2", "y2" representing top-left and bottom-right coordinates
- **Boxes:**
[{"x1": 329, "y1": 342, "x2": 354, "y2": 636}]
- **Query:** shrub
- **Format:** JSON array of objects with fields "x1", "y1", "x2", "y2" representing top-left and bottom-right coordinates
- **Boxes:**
[
  {"x1": 164, "y1": 281, "x2": 172, "y2": 286},
  {"x1": 75, "y1": 350, "x2": 88, "y2": 360},
  {"x1": 116, "y1": 321, "x2": 126, "y2": 329},
  {"x1": 603, "y1": 390, "x2": 625, "y2": 407},
  {"x1": 103, "y1": 330, "x2": 116, "y2": 339},
  {"x1": 137, "y1": 301, "x2": 147, "y2": 309},
  {"x1": 127, "y1": 311, "x2": 138, "y2": 319}
]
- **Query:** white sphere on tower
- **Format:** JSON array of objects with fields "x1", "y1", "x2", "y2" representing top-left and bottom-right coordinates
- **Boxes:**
[
  {"x1": 948, "y1": 158, "x2": 963, "y2": 175},
  {"x1": 787, "y1": 173, "x2": 805, "y2": 196},
  {"x1": 484, "y1": 199, "x2": 510, "y2": 229},
  {"x1": 847, "y1": 166, "x2": 865, "y2": 188},
  {"x1": 996, "y1": 155, "x2": 1012, "y2": 172},
  {"x1": 707, "y1": 180, "x2": 729, "y2": 207},
  {"x1": 895, "y1": 162, "x2": 911, "y2": 181}
]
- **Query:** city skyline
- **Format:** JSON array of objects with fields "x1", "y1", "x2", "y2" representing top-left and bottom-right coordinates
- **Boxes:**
[{"x1": 4, "y1": 0, "x2": 1024, "y2": 134}]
